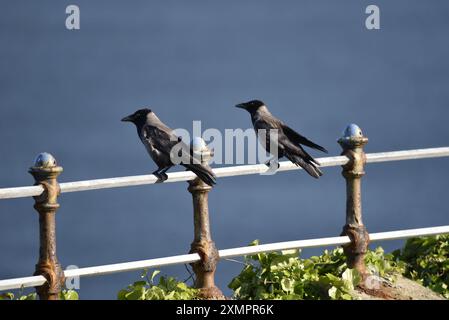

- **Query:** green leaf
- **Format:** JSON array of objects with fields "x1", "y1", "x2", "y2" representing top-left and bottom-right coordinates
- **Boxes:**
[
  {"x1": 60, "y1": 290, "x2": 79, "y2": 300},
  {"x1": 133, "y1": 281, "x2": 147, "y2": 287},
  {"x1": 125, "y1": 286, "x2": 146, "y2": 300},
  {"x1": 328, "y1": 286, "x2": 338, "y2": 299},
  {"x1": 18, "y1": 293, "x2": 37, "y2": 300},
  {"x1": 176, "y1": 282, "x2": 188, "y2": 291},
  {"x1": 341, "y1": 293, "x2": 353, "y2": 300},
  {"x1": 341, "y1": 268, "x2": 361, "y2": 289},
  {"x1": 117, "y1": 289, "x2": 128, "y2": 300},
  {"x1": 150, "y1": 270, "x2": 161, "y2": 283},
  {"x1": 281, "y1": 249, "x2": 298, "y2": 256},
  {"x1": 249, "y1": 240, "x2": 260, "y2": 246},
  {"x1": 281, "y1": 278, "x2": 294, "y2": 293},
  {"x1": 0, "y1": 293, "x2": 15, "y2": 300}
]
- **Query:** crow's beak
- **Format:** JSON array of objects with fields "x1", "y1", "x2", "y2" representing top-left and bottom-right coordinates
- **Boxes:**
[
  {"x1": 235, "y1": 103, "x2": 246, "y2": 109},
  {"x1": 121, "y1": 115, "x2": 132, "y2": 122}
]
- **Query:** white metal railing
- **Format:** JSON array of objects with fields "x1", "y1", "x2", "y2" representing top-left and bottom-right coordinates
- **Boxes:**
[
  {"x1": 1, "y1": 146, "x2": 449, "y2": 295},
  {"x1": 1, "y1": 147, "x2": 449, "y2": 200},
  {"x1": 1, "y1": 225, "x2": 449, "y2": 291}
]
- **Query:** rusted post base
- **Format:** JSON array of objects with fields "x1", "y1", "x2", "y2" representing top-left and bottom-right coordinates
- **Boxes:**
[
  {"x1": 34, "y1": 260, "x2": 65, "y2": 300},
  {"x1": 189, "y1": 240, "x2": 223, "y2": 299},
  {"x1": 341, "y1": 224, "x2": 370, "y2": 278}
]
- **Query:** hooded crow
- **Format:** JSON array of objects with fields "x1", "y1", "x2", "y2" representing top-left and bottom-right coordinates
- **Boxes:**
[
  {"x1": 236, "y1": 100, "x2": 327, "y2": 178},
  {"x1": 122, "y1": 109, "x2": 216, "y2": 186}
]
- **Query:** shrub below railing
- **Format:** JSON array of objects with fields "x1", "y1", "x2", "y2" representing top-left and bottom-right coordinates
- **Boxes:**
[
  {"x1": 0, "y1": 289, "x2": 79, "y2": 301},
  {"x1": 115, "y1": 235, "x2": 449, "y2": 300},
  {"x1": 118, "y1": 270, "x2": 199, "y2": 300},
  {"x1": 3, "y1": 235, "x2": 447, "y2": 300},
  {"x1": 228, "y1": 241, "x2": 404, "y2": 300},
  {"x1": 393, "y1": 234, "x2": 449, "y2": 299}
]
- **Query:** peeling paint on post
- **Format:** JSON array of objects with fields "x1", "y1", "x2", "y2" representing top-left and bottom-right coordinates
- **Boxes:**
[
  {"x1": 338, "y1": 125, "x2": 370, "y2": 277},
  {"x1": 29, "y1": 153, "x2": 65, "y2": 300},
  {"x1": 187, "y1": 138, "x2": 223, "y2": 299}
]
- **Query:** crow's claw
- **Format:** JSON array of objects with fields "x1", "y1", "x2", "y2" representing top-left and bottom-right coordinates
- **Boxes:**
[
  {"x1": 153, "y1": 171, "x2": 168, "y2": 183},
  {"x1": 265, "y1": 160, "x2": 280, "y2": 169}
]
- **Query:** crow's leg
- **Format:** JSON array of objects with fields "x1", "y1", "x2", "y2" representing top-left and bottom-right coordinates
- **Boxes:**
[
  {"x1": 152, "y1": 167, "x2": 170, "y2": 182},
  {"x1": 158, "y1": 166, "x2": 172, "y2": 181},
  {"x1": 265, "y1": 158, "x2": 280, "y2": 169},
  {"x1": 151, "y1": 169, "x2": 164, "y2": 182},
  {"x1": 264, "y1": 149, "x2": 283, "y2": 169}
]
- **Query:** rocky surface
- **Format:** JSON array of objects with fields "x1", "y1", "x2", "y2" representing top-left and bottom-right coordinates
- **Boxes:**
[{"x1": 352, "y1": 274, "x2": 445, "y2": 300}]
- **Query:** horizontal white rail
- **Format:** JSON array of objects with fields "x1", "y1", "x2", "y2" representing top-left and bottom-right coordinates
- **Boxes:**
[
  {"x1": 0, "y1": 147, "x2": 448, "y2": 200},
  {"x1": 1, "y1": 225, "x2": 448, "y2": 292}
]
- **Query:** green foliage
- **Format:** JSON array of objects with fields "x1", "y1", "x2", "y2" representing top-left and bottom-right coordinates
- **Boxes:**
[
  {"x1": 229, "y1": 240, "x2": 403, "y2": 300},
  {"x1": 394, "y1": 235, "x2": 449, "y2": 298},
  {"x1": 3, "y1": 236, "x2": 446, "y2": 300},
  {"x1": 118, "y1": 269, "x2": 199, "y2": 300},
  {"x1": 365, "y1": 247, "x2": 405, "y2": 281},
  {"x1": 0, "y1": 290, "x2": 78, "y2": 300},
  {"x1": 60, "y1": 290, "x2": 79, "y2": 300},
  {"x1": 0, "y1": 292, "x2": 36, "y2": 300}
]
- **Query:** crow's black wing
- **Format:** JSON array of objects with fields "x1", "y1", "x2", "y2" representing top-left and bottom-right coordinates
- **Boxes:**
[
  {"x1": 253, "y1": 115, "x2": 323, "y2": 178},
  {"x1": 281, "y1": 124, "x2": 328, "y2": 153},
  {"x1": 144, "y1": 125, "x2": 182, "y2": 155},
  {"x1": 253, "y1": 116, "x2": 284, "y2": 154},
  {"x1": 254, "y1": 116, "x2": 313, "y2": 161},
  {"x1": 144, "y1": 125, "x2": 216, "y2": 186}
]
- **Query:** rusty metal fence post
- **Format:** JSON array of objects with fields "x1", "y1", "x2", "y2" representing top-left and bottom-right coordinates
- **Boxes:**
[
  {"x1": 187, "y1": 138, "x2": 223, "y2": 299},
  {"x1": 29, "y1": 153, "x2": 65, "y2": 300},
  {"x1": 338, "y1": 124, "x2": 370, "y2": 277}
]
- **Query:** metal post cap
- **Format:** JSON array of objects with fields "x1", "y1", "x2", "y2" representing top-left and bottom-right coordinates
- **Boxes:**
[
  {"x1": 343, "y1": 124, "x2": 363, "y2": 138},
  {"x1": 192, "y1": 137, "x2": 207, "y2": 152},
  {"x1": 33, "y1": 152, "x2": 57, "y2": 168},
  {"x1": 338, "y1": 124, "x2": 368, "y2": 147},
  {"x1": 191, "y1": 137, "x2": 213, "y2": 164}
]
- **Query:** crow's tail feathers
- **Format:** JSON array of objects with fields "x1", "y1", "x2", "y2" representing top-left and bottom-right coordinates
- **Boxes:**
[
  {"x1": 286, "y1": 153, "x2": 323, "y2": 179},
  {"x1": 183, "y1": 163, "x2": 217, "y2": 186}
]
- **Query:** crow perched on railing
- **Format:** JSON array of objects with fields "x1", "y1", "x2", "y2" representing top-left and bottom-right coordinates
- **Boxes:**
[
  {"x1": 236, "y1": 100, "x2": 328, "y2": 178},
  {"x1": 121, "y1": 109, "x2": 216, "y2": 186}
]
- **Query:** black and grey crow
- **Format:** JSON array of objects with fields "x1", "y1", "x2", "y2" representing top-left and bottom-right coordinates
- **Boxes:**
[
  {"x1": 122, "y1": 109, "x2": 216, "y2": 186},
  {"x1": 236, "y1": 100, "x2": 328, "y2": 178}
]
